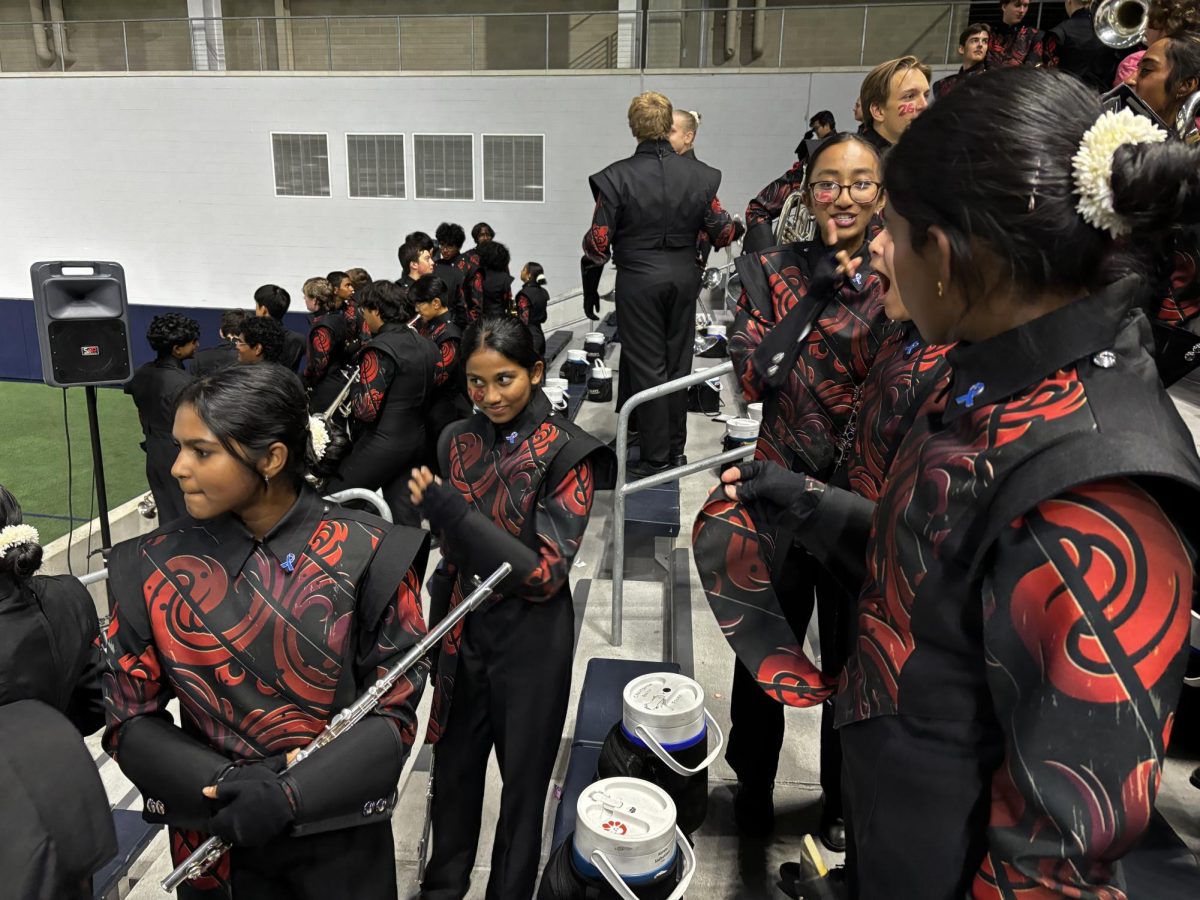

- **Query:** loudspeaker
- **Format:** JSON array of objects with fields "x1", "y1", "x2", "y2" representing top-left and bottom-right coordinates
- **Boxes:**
[{"x1": 31, "y1": 261, "x2": 133, "y2": 388}]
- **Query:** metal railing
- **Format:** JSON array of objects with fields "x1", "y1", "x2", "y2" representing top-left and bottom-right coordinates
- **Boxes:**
[
  {"x1": 609, "y1": 359, "x2": 753, "y2": 646},
  {"x1": 0, "y1": 3, "x2": 980, "y2": 75}
]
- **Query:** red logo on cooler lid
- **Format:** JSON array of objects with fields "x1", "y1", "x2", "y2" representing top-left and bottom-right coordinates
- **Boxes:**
[
  {"x1": 601, "y1": 820, "x2": 627, "y2": 835},
  {"x1": 80, "y1": 346, "x2": 100, "y2": 357}
]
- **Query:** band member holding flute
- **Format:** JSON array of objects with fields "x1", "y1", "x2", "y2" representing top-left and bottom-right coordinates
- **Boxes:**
[
  {"x1": 410, "y1": 317, "x2": 613, "y2": 900},
  {"x1": 324, "y1": 280, "x2": 439, "y2": 528},
  {"x1": 102, "y1": 363, "x2": 430, "y2": 899}
]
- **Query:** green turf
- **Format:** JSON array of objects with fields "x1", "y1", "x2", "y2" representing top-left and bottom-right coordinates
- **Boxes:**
[{"x1": 0, "y1": 381, "x2": 148, "y2": 545}]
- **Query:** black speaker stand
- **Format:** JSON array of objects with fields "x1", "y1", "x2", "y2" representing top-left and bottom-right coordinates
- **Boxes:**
[{"x1": 84, "y1": 385, "x2": 113, "y2": 552}]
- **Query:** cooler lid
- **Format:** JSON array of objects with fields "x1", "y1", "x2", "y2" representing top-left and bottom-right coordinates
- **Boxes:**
[
  {"x1": 575, "y1": 777, "x2": 676, "y2": 847},
  {"x1": 622, "y1": 672, "x2": 705, "y2": 733}
]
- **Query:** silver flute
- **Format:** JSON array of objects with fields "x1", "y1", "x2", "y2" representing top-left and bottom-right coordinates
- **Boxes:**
[{"x1": 161, "y1": 561, "x2": 511, "y2": 892}]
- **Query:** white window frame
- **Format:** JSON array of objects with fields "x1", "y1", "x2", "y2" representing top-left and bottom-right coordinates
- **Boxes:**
[
  {"x1": 481, "y1": 133, "x2": 547, "y2": 204},
  {"x1": 269, "y1": 131, "x2": 332, "y2": 199},
  {"x1": 411, "y1": 132, "x2": 476, "y2": 202},
  {"x1": 345, "y1": 132, "x2": 408, "y2": 201}
]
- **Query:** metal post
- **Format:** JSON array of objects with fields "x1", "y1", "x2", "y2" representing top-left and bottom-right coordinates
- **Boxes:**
[
  {"x1": 84, "y1": 386, "x2": 113, "y2": 553},
  {"x1": 396, "y1": 14, "x2": 402, "y2": 71},
  {"x1": 777, "y1": 7, "x2": 785, "y2": 67},
  {"x1": 943, "y1": 5, "x2": 955, "y2": 65},
  {"x1": 469, "y1": 16, "x2": 475, "y2": 71},
  {"x1": 545, "y1": 13, "x2": 550, "y2": 70},
  {"x1": 1036, "y1": 2, "x2": 1044, "y2": 30},
  {"x1": 122, "y1": 19, "x2": 129, "y2": 71},
  {"x1": 611, "y1": 360, "x2": 741, "y2": 647},
  {"x1": 256, "y1": 16, "x2": 264, "y2": 70},
  {"x1": 859, "y1": 5, "x2": 869, "y2": 66},
  {"x1": 325, "y1": 16, "x2": 332, "y2": 70}
]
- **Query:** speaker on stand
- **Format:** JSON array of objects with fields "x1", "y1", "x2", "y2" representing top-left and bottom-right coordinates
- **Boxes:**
[{"x1": 30, "y1": 261, "x2": 134, "y2": 559}]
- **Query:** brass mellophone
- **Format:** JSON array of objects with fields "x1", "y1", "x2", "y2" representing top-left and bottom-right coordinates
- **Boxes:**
[{"x1": 160, "y1": 561, "x2": 513, "y2": 892}]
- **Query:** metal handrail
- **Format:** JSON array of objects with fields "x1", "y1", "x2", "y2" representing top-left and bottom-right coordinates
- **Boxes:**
[
  {"x1": 609, "y1": 359, "x2": 753, "y2": 646},
  {"x1": 2, "y1": 3, "x2": 970, "y2": 74}
]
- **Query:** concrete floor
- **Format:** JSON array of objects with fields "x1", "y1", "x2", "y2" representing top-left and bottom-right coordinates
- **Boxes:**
[{"x1": 98, "y1": 325, "x2": 1200, "y2": 898}]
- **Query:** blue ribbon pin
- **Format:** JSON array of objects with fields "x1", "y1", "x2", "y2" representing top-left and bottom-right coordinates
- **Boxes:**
[
  {"x1": 506, "y1": 431, "x2": 519, "y2": 444},
  {"x1": 280, "y1": 553, "x2": 296, "y2": 573},
  {"x1": 903, "y1": 339, "x2": 921, "y2": 358},
  {"x1": 955, "y1": 382, "x2": 985, "y2": 408}
]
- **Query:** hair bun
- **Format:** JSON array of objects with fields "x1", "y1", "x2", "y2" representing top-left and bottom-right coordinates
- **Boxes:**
[
  {"x1": 9, "y1": 543, "x2": 43, "y2": 579},
  {"x1": 536, "y1": 274, "x2": 548, "y2": 285},
  {"x1": 1111, "y1": 140, "x2": 1200, "y2": 236}
]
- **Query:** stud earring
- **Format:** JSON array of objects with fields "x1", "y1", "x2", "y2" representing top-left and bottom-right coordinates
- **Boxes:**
[{"x1": 937, "y1": 281, "x2": 944, "y2": 299}]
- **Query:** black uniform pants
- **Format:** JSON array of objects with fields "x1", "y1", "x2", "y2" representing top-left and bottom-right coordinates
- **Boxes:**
[
  {"x1": 614, "y1": 259, "x2": 700, "y2": 463},
  {"x1": 725, "y1": 538, "x2": 844, "y2": 818},
  {"x1": 422, "y1": 595, "x2": 574, "y2": 900},
  {"x1": 145, "y1": 435, "x2": 188, "y2": 524},
  {"x1": 176, "y1": 821, "x2": 396, "y2": 900},
  {"x1": 840, "y1": 714, "x2": 1001, "y2": 899}
]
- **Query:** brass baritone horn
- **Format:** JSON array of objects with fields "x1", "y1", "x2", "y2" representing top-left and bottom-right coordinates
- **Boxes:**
[{"x1": 1095, "y1": 0, "x2": 1149, "y2": 50}]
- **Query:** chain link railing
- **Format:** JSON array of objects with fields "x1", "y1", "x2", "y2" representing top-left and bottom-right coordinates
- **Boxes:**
[{"x1": 0, "y1": 3, "x2": 977, "y2": 74}]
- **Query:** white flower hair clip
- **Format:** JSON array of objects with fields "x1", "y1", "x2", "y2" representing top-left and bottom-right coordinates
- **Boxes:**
[
  {"x1": 0, "y1": 523, "x2": 40, "y2": 558},
  {"x1": 1072, "y1": 108, "x2": 1166, "y2": 238},
  {"x1": 309, "y1": 415, "x2": 330, "y2": 461}
]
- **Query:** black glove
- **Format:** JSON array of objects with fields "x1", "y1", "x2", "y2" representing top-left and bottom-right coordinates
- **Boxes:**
[
  {"x1": 583, "y1": 292, "x2": 600, "y2": 321},
  {"x1": 581, "y1": 259, "x2": 603, "y2": 321},
  {"x1": 419, "y1": 478, "x2": 470, "y2": 534},
  {"x1": 208, "y1": 767, "x2": 295, "y2": 848},
  {"x1": 750, "y1": 252, "x2": 842, "y2": 390},
  {"x1": 729, "y1": 460, "x2": 824, "y2": 519}
]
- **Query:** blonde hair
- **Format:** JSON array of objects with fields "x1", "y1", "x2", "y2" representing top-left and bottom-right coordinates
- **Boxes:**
[
  {"x1": 628, "y1": 91, "x2": 673, "y2": 142},
  {"x1": 860, "y1": 56, "x2": 932, "y2": 122},
  {"x1": 675, "y1": 109, "x2": 701, "y2": 136},
  {"x1": 303, "y1": 276, "x2": 336, "y2": 311}
]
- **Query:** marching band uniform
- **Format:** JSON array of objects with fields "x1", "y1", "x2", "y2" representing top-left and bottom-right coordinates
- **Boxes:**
[
  {"x1": 191, "y1": 340, "x2": 238, "y2": 378},
  {"x1": 434, "y1": 256, "x2": 469, "y2": 329},
  {"x1": 418, "y1": 311, "x2": 471, "y2": 468},
  {"x1": 125, "y1": 356, "x2": 194, "y2": 525},
  {"x1": 743, "y1": 139, "x2": 822, "y2": 253},
  {"x1": 932, "y1": 61, "x2": 988, "y2": 100},
  {"x1": 325, "y1": 321, "x2": 439, "y2": 528},
  {"x1": 282, "y1": 329, "x2": 307, "y2": 374},
  {"x1": 831, "y1": 281, "x2": 1200, "y2": 897},
  {"x1": 699, "y1": 238, "x2": 887, "y2": 831},
  {"x1": 457, "y1": 248, "x2": 485, "y2": 324},
  {"x1": 102, "y1": 489, "x2": 430, "y2": 899},
  {"x1": 1145, "y1": 225, "x2": 1200, "y2": 384},
  {"x1": 480, "y1": 269, "x2": 515, "y2": 321},
  {"x1": 419, "y1": 389, "x2": 612, "y2": 900},
  {"x1": 1044, "y1": 5, "x2": 1119, "y2": 91},
  {"x1": 581, "y1": 138, "x2": 740, "y2": 468},
  {"x1": 304, "y1": 308, "x2": 355, "y2": 413},
  {"x1": 515, "y1": 279, "x2": 550, "y2": 359},
  {"x1": 987, "y1": 21, "x2": 1045, "y2": 68}
]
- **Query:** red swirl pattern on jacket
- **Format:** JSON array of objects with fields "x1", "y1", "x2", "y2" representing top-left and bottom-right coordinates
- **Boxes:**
[
  {"x1": 1155, "y1": 238, "x2": 1200, "y2": 326},
  {"x1": 427, "y1": 421, "x2": 594, "y2": 742},
  {"x1": 987, "y1": 23, "x2": 1045, "y2": 68},
  {"x1": 103, "y1": 511, "x2": 427, "y2": 887},
  {"x1": 691, "y1": 490, "x2": 833, "y2": 708},
  {"x1": 730, "y1": 244, "x2": 888, "y2": 477},
  {"x1": 847, "y1": 325, "x2": 953, "y2": 503},
  {"x1": 745, "y1": 160, "x2": 805, "y2": 229}
]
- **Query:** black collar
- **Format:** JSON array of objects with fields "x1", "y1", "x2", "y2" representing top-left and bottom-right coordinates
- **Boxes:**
[
  {"x1": 634, "y1": 139, "x2": 674, "y2": 158},
  {"x1": 197, "y1": 487, "x2": 329, "y2": 578},
  {"x1": 467, "y1": 389, "x2": 552, "y2": 457},
  {"x1": 943, "y1": 279, "x2": 1134, "y2": 423},
  {"x1": 155, "y1": 356, "x2": 185, "y2": 371}
]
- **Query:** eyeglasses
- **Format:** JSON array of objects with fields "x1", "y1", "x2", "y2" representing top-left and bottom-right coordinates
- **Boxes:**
[
  {"x1": 231, "y1": 338, "x2": 248, "y2": 348},
  {"x1": 808, "y1": 181, "x2": 882, "y2": 205}
]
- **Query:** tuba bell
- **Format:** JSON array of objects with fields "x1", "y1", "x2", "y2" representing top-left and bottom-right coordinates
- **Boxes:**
[{"x1": 1095, "y1": 0, "x2": 1149, "y2": 49}]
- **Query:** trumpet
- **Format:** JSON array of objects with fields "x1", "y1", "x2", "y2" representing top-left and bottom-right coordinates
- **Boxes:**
[
  {"x1": 318, "y1": 365, "x2": 359, "y2": 424},
  {"x1": 161, "y1": 562, "x2": 514, "y2": 892},
  {"x1": 1095, "y1": 0, "x2": 1149, "y2": 50}
]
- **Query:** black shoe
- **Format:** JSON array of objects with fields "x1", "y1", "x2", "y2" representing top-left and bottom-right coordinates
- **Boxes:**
[
  {"x1": 629, "y1": 459, "x2": 671, "y2": 479},
  {"x1": 733, "y1": 781, "x2": 774, "y2": 838},
  {"x1": 819, "y1": 810, "x2": 846, "y2": 854},
  {"x1": 672, "y1": 454, "x2": 688, "y2": 468}
]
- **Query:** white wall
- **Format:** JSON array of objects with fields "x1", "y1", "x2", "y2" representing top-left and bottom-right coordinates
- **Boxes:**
[{"x1": 0, "y1": 69, "x2": 950, "y2": 310}]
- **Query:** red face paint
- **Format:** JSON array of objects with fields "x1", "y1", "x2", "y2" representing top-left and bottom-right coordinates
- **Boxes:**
[
  {"x1": 470, "y1": 388, "x2": 485, "y2": 405},
  {"x1": 898, "y1": 102, "x2": 918, "y2": 117}
]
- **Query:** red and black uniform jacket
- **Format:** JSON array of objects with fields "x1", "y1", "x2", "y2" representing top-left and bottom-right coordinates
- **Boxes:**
[
  {"x1": 933, "y1": 62, "x2": 988, "y2": 100},
  {"x1": 425, "y1": 390, "x2": 613, "y2": 741},
  {"x1": 682, "y1": 149, "x2": 745, "y2": 266},
  {"x1": 987, "y1": 22, "x2": 1045, "y2": 68},
  {"x1": 433, "y1": 257, "x2": 468, "y2": 329},
  {"x1": 836, "y1": 281, "x2": 1200, "y2": 897},
  {"x1": 1044, "y1": 7, "x2": 1119, "y2": 91},
  {"x1": 305, "y1": 309, "x2": 355, "y2": 412},
  {"x1": 102, "y1": 489, "x2": 429, "y2": 891},
  {"x1": 692, "y1": 319, "x2": 950, "y2": 708},
  {"x1": 745, "y1": 160, "x2": 804, "y2": 233},
  {"x1": 480, "y1": 269, "x2": 515, "y2": 320},
  {"x1": 516, "y1": 280, "x2": 550, "y2": 328},
  {"x1": 456, "y1": 248, "x2": 484, "y2": 323},
  {"x1": 1147, "y1": 224, "x2": 1200, "y2": 385},
  {"x1": 730, "y1": 238, "x2": 888, "y2": 479},
  {"x1": 580, "y1": 139, "x2": 739, "y2": 314},
  {"x1": 418, "y1": 312, "x2": 470, "y2": 447}
]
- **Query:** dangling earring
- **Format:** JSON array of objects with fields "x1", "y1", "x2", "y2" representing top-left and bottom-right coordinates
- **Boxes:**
[
  {"x1": 937, "y1": 281, "x2": 944, "y2": 299},
  {"x1": 263, "y1": 473, "x2": 270, "y2": 489}
]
